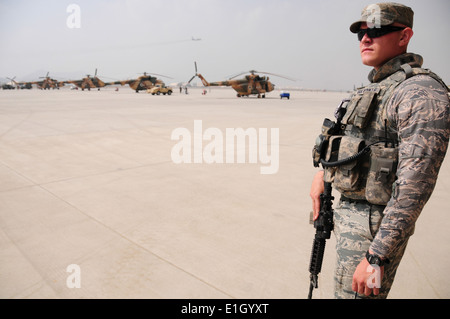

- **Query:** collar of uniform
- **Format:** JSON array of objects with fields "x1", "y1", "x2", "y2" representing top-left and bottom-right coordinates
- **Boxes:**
[{"x1": 368, "y1": 53, "x2": 424, "y2": 83}]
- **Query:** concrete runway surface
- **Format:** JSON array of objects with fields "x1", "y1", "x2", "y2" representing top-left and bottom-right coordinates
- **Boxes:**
[{"x1": 0, "y1": 87, "x2": 449, "y2": 299}]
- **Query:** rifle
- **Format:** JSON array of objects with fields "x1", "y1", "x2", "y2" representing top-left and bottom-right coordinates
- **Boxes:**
[
  {"x1": 308, "y1": 181, "x2": 334, "y2": 299},
  {"x1": 307, "y1": 99, "x2": 351, "y2": 299}
]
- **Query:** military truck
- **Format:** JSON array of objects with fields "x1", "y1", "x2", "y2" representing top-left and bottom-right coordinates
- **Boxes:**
[{"x1": 148, "y1": 84, "x2": 173, "y2": 95}]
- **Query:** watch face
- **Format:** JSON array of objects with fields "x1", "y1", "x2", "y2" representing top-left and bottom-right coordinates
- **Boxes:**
[
  {"x1": 366, "y1": 252, "x2": 381, "y2": 265},
  {"x1": 366, "y1": 251, "x2": 389, "y2": 266}
]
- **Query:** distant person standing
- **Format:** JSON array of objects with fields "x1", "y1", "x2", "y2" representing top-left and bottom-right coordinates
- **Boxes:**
[{"x1": 309, "y1": 2, "x2": 449, "y2": 298}]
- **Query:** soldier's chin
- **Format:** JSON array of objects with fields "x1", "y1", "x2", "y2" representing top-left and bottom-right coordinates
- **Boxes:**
[{"x1": 361, "y1": 56, "x2": 379, "y2": 68}]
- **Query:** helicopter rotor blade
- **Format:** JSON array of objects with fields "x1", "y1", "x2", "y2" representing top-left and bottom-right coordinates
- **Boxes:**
[
  {"x1": 188, "y1": 75, "x2": 196, "y2": 84},
  {"x1": 139, "y1": 72, "x2": 173, "y2": 79},
  {"x1": 229, "y1": 70, "x2": 259, "y2": 79},
  {"x1": 152, "y1": 73, "x2": 173, "y2": 79},
  {"x1": 187, "y1": 61, "x2": 199, "y2": 84},
  {"x1": 256, "y1": 71, "x2": 296, "y2": 81},
  {"x1": 228, "y1": 71, "x2": 248, "y2": 80},
  {"x1": 228, "y1": 70, "x2": 296, "y2": 81},
  {"x1": 6, "y1": 76, "x2": 18, "y2": 84}
]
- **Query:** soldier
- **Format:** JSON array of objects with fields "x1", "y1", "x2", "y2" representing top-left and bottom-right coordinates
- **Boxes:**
[{"x1": 310, "y1": 2, "x2": 449, "y2": 298}]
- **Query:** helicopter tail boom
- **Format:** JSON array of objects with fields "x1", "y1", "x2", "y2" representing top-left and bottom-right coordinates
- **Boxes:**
[{"x1": 196, "y1": 74, "x2": 211, "y2": 87}]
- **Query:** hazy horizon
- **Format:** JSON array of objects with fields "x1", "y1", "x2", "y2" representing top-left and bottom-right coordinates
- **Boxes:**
[{"x1": 1, "y1": 0, "x2": 448, "y2": 91}]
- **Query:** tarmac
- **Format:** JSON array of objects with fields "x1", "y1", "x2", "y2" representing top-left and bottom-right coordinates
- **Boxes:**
[{"x1": 0, "y1": 87, "x2": 449, "y2": 299}]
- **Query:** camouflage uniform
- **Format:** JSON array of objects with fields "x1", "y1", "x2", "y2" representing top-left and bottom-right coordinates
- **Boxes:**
[
  {"x1": 312, "y1": 2, "x2": 450, "y2": 298},
  {"x1": 330, "y1": 52, "x2": 449, "y2": 298}
]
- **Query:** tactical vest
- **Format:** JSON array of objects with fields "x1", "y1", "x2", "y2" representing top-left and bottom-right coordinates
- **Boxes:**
[{"x1": 323, "y1": 64, "x2": 448, "y2": 205}]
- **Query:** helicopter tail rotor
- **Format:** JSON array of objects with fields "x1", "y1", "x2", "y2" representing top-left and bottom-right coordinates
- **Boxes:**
[
  {"x1": 188, "y1": 62, "x2": 210, "y2": 87},
  {"x1": 188, "y1": 61, "x2": 198, "y2": 84}
]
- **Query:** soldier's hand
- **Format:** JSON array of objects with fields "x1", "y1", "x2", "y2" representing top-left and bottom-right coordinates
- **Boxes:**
[
  {"x1": 352, "y1": 256, "x2": 384, "y2": 296},
  {"x1": 310, "y1": 170, "x2": 324, "y2": 221}
]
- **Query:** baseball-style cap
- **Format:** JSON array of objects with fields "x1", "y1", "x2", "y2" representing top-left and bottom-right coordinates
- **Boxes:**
[{"x1": 350, "y1": 2, "x2": 414, "y2": 33}]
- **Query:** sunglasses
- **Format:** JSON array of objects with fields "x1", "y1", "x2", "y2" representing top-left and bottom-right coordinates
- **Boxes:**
[{"x1": 357, "y1": 26, "x2": 405, "y2": 41}]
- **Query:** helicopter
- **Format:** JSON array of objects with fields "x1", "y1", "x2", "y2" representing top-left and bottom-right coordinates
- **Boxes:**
[
  {"x1": 112, "y1": 72, "x2": 172, "y2": 93},
  {"x1": 20, "y1": 72, "x2": 64, "y2": 90},
  {"x1": 64, "y1": 69, "x2": 114, "y2": 91},
  {"x1": 188, "y1": 62, "x2": 294, "y2": 98},
  {"x1": 2, "y1": 77, "x2": 32, "y2": 89},
  {"x1": 2, "y1": 77, "x2": 18, "y2": 89}
]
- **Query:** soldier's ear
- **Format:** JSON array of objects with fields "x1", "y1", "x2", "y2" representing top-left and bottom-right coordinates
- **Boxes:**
[{"x1": 399, "y1": 27, "x2": 413, "y2": 47}]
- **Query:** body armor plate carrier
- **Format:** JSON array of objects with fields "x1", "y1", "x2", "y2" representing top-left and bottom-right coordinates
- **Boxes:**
[{"x1": 313, "y1": 63, "x2": 449, "y2": 205}]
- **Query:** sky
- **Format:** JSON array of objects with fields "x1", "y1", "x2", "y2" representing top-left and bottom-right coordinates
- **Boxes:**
[{"x1": 0, "y1": 0, "x2": 448, "y2": 91}]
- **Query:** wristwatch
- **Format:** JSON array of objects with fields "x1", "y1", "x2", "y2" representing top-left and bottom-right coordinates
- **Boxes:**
[{"x1": 366, "y1": 251, "x2": 390, "y2": 266}]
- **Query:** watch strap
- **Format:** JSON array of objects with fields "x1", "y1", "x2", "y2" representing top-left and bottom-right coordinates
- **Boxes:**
[{"x1": 366, "y1": 251, "x2": 390, "y2": 266}]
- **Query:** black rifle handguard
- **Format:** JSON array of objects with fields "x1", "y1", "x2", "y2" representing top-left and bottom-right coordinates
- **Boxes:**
[{"x1": 308, "y1": 182, "x2": 334, "y2": 299}]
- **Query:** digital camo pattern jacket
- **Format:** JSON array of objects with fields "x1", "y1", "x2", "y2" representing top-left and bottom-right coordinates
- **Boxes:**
[{"x1": 369, "y1": 53, "x2": 450, "y2": 260}]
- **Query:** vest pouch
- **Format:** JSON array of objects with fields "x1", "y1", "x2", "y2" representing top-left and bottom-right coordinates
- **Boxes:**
[
  {"x1": 323, "y1": 135, "x2": 342, "y2": 183},
  {"x1": 354, "y1": 90, "x2": 379, "y2": 129},
  {"x1": 334, "y1": 136, "x2": 365, "y2": 191},
  {"x1": 365, "y1": 145, "x2": 398, "y2": 205},
  {"x1": 312, "y1": 118, "x2": 339, "y2": 167},
  {"x1": 342, "y1": 88, "x2": 379, "y2": 129}
]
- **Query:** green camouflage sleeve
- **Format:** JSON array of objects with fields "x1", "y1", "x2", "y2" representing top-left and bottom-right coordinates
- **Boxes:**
[{"x1": 370, "y1": 74, "x2": 450, "y2": 259}]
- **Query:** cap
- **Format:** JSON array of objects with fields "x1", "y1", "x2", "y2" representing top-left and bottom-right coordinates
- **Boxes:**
[{"x1": 349, "y1": 2, "x2": 414, "y2": 33}]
